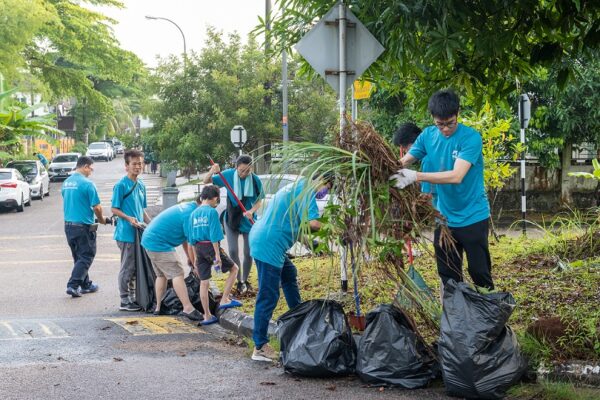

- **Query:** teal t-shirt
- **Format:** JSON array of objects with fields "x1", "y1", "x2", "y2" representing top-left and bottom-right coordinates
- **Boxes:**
[
  {"x1": 420, "y1": 157, "x2": 438, "y2": 209},
  {"x1": 111, "y1": 176, "x2": 147, "y2": 243},
  {"x1": 212, "y1": 169, "x2": 264, "y2": 233},
  {"x1": 409, "y1": 123, "x2": 489, "y2": 227},
  {"x1": 141, "y1": 202, "x2": 198, "y2": 252},
  {"x1": 250, "y1": 179, "x2": 319, "y2": 268},
  {"x1": 187, "y1": 205, "x2": 224, "y2": 244},
  {"x1": 61, "y1": 172, "x2": 101, "y2": 225}
]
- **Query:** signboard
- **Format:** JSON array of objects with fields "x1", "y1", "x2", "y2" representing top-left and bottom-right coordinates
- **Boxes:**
[
  {"x1": 230, "y1": 125, "x2": 247, "y2": 149},
  {"x1": 353, "y1": 80, "x2": 373, "y2": 100},
  {"x1": 295, "y1": 2, "x2": 384, "y2": 94}
]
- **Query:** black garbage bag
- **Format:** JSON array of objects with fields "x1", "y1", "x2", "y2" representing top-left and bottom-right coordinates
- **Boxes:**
[
  {"x1": 438, "y1": 280, "x2": 527, "y2": 400},
  {"x1": 160, "y1": 272, "x2": 218, "y2": 316},
  {"x1": 356, "y1": 304, "x2": 438, "y2": 388},
  {"x1": 277, "y1": 299, "x2": 356, "y2": 377},
  {"x1": 135, "y1": 228, "x2": 156, "y2": 312}
]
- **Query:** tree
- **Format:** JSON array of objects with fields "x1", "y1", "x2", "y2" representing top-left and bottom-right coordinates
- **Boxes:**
[
  {"x1": 0, "y1": 89, "x2": 63, "y2": 162},
  {"x1": 264, "y1": 0, "x2": 599, "y2": 104},
  {"x1": 146, "y1": 30, "x2": 337, "y2": 169}
]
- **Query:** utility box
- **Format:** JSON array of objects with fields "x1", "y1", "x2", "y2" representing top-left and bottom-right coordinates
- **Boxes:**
[{"x1": 162, "y1": 187, "x2": 179, "y2": 210}]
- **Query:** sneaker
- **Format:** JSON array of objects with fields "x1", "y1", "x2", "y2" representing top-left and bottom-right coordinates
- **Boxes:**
[
  {"x1": 252, "y1": 344, "x2": 278, "y2": 362},
  {"x1": 243, "y1": 281, "x2": 254, "y2": 292},
  {"x1": 119, "y1": 301, "x2": 142, "y2": 312},
  {"x1": 66, "y1": 286, "x2": 82, "y2": 298},
  {"x1": 235, "y1": 281, "x2": 244, "y2": 294},
  {"x1": 81, "y1": 283, "x2": 99, "y2": 294}
]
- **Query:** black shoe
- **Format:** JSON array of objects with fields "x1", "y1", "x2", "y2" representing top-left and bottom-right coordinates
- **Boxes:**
[
  {"x1": 66, "y1": 286, "x2": 82, "y2": 298},
  {"x1": 243, "y1": 281, "x2": 254, "y2": 292},
  {"x1": 81, "y1": 283, "x2": 99, "y2": 294},
  {"x1": 120, "y1": 301, "x2": 142, "y2": 311},
  {"x1": 236, "y1": 281, "x2": 244, "y2": 294}
]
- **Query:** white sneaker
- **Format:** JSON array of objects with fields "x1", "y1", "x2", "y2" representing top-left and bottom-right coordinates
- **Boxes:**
[{"x1": 252, "y1": 344, "x2": 278, "y2": 362}]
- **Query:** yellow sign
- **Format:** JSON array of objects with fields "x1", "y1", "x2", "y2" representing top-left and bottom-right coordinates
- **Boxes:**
[{"x1": 353, "y1": 80, "x2": 373, "y2": 100}]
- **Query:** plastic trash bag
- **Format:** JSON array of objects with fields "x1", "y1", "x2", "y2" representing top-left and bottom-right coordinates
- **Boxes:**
[
  {"x1": 356, "y1": 304, "x2": 438, "y2": 388},
  {"x1": 438, "y1": 280, "x2": 527, "y2": 400},
  {"x1": 160, "y1": 272, "x2": 218, "y2": 316},
  {"x1": 135, "y1": 228, "x2": 156, "y2": 312},
  {"x1": 277, "y1": 300, "x2": 356, "y2": 377}
]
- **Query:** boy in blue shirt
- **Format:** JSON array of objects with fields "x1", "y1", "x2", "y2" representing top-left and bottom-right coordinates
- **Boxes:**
[
  {"x1": 141, "y1": 201, "x2": 202, "y2": 321},
  {"x1": 249, "y1": 175, "x2": 332, "y2": 362},
  {"x1": 203, "y1": 155, "x2": 263, "y2": 293},
  {"x1": 61, "y1": 156, "x2": 109, "y2": 297},
  {"x1": 111, "y1": 149, "x2": 151, "y2": 311},
  {"x1": 391, "y1": 89, "x2": 494, "y2": 290},
  {"x1": 187, "y1": 185, "x2": 242, "y2": 326}
]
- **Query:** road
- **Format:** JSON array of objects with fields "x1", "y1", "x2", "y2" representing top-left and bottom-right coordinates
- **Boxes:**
[{"x1": 0, "y1": 157, "x2": 449, "y2": 400}]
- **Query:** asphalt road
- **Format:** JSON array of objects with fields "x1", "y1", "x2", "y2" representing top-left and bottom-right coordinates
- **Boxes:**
[{"x1": 0, "y1": 157, "x2": 450, "y2": 400}]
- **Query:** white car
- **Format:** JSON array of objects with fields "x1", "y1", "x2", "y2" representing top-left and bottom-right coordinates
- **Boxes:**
[
  {"x1": 0, "y1": 168, "x2": 32, "y2": 212},
  {"x1": 86, "y1": 142, "x2": 112, "y2": 161},
  {"x1": 216, "y1": 174, "x2": 331, "y2": 219},
  {"x1": 5, "y1": 160, "x2": 50, "y2": 199},
  {"x1": 48, "y1": 152, "x2": 81, "y2": 181}
]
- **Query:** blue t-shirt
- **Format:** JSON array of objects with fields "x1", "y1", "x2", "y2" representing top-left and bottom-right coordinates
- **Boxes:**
[
  {"x1": 187, "y1": 205, "x2": 224, "y2": 244},
  {"x1": 37, "y1": 154, "x2": 48, "y2": 166},
  {"x1": 61, "y1": 172, "x2": 101, "y2": 225},
  {"x1": 212, "y1": 169, "x2": 264, "y2": 233},
  {"x1": 250, "y1": 179, "x2": 319, "y2": 268},
  {"x1": 141, "y1": 202, "x2": 198, "y2": 252},
  {"x1": 420, "y1": 156, "x2": 438, "y2": 209},
  {"x1": 409, "y1": 123, "x2": 489, "y2": 227},
  {"x1": 111, "y1": 176, "x2": 147, "y2": 243}
]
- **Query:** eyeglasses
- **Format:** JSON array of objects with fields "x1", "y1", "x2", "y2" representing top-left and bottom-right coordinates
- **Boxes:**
[{"x1": 434, "y1": 119, "x2": 457, "y2": 129}]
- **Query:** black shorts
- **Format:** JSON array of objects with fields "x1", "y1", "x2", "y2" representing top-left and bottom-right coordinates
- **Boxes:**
[{"x1": 194, "y1": 242, "x2": 235, "y2": 281}]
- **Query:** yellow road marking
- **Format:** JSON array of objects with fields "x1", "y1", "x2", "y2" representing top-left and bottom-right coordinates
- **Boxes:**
[{"x1": 106, "y1": 316, "x2": 203, "y2": 336}]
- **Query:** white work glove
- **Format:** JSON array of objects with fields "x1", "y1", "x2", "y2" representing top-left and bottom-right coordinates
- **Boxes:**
[{"x1": 389, "y1": 168, "x2": 418, "y2": 189}]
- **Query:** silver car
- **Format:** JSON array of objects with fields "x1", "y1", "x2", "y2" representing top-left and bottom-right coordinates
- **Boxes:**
[{"x1": 48, "y1": 153, "x2": 81, "y2": 181}]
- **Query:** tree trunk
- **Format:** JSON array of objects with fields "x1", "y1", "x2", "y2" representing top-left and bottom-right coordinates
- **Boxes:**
[{"x1": 560, "y1": 142, "x2": 573, "y2": 206}]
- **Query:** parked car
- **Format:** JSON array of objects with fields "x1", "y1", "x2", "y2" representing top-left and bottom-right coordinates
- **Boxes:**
[
  {"x1": 86, "y1": 142, "x2": 112, "y2": 161},
  {"x1": 48, "y1": 152, "x2": 81, "y2": 181},
  {"x1": 0, "y1": 168, "x2": 32, "y2": 212},
  {"x1": 215, "y1": 174, "x2": 331, "y2": 219},
  {"x1": 113, "y1": 140, "x2": 124, "y2": 154},
  {"x1": 5, "y1": 160, "x2": 50, "y2": 199},
  {"x1": 100, "y1": 140, "x2": 116, "y2": 159}
]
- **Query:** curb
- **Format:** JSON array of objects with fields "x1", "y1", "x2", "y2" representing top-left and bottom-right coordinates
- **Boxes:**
[
  {"x1": 217, "y1": 308, "x2": 277, "y2": 340},
  {"x1": 539, "y1": 361, "x2": 600, "y2": 387}
]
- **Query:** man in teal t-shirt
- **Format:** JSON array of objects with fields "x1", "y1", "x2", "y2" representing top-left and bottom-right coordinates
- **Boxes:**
[
  {"x1": 392, "y1": 89, "x2": 494, "y2": 290},
  {"x1": 249, "y1": 176, "x2": 332, "y2": 363},
  {"x1": 111, "y1": 149, "x2": 151, "y2": 312},
  {"x1": 62, "y1": 156, "x2": 108, "y2": 297},
  {"x1": 203, "y1": 155, "x2": 263, "y2": 293},
  {"x1": 141, "y1": 201, "x2": 202, "y2": 321}
]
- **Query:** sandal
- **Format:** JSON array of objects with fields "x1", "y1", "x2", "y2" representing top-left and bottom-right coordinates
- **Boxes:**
[
  {"x1": 218, "y1": 299, "x2": 243, "y2": 310},
  {"x1": 199, "y1": 315, "x2": 218, "y2": 326},
  {"x1": 179, "y1": 309, "x2": 203, "y2": 321}
]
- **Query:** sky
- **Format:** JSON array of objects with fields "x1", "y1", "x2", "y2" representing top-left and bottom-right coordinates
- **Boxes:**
[{"x1": 96, "y1": 0, "x2": 267, "y2": 67}]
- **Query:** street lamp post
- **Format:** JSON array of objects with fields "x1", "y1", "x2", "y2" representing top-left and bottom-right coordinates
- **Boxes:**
[{"x1": 145, "y1": 15, "x2": 187, "y2": 68}]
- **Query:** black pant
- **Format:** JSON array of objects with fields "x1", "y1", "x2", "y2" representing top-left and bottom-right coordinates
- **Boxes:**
[
  {"x1": 65, "y1": 224, "x2": 97, "y2": 289},
  {"x1": 434, "y1": 218, "x2": 494, "y2": 290}
]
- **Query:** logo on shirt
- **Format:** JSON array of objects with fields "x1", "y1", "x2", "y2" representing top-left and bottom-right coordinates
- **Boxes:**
[
  {"x1": 452, "y1": 150, "x2": 459, "y2": 161},
  {"x1": 192, "y1": 216, "x2": 209, "y2": 227},
  {"x1": 63, "y1": 181, "x2": 78, "y2": 189}
]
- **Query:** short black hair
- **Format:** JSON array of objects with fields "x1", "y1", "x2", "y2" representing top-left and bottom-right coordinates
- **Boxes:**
[
  {"x1": 124, "y1": 149, "x2": 144, "y2": 164},
  {"x1": 312, "y1": 171, "x2": 335, "y2": 186},
  {"x1": 392, "y1": 123, "x2": 422, "y2": 147},
  {"x1": 199, "y1": 185, "x2": 220, "y2": 201},
  {"x1": 76, "y1": 156, "x2": 94, "y2": 169},
  {"x1": 33, "y1": 152, "x2": 38, "y2": 155},
  {"x1": 236, "y1": 155, "x2": 252, "y2": 166},
  {"x1": 428, "y1": 89, "x2": 460, "y2": 119}
]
